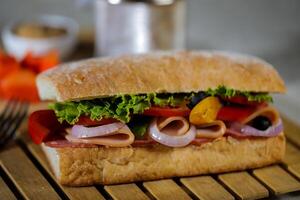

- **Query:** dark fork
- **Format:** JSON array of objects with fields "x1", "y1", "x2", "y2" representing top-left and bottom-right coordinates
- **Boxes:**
[{"x1": 0, "y1": 100, "x2": 29, "y2": 148}]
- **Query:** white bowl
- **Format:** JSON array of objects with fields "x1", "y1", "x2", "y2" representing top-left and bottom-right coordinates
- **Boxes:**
[{"x1": 2, "y1": 15, "x2": 79, "y2": 60}]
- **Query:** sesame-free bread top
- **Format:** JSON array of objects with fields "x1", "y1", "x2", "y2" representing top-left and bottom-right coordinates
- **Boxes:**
[{"x1": 37, "y1": 51, "x2": 286, "y2": 102}]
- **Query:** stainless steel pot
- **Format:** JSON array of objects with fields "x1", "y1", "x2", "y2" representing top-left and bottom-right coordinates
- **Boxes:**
[{"x1": 94, "y1": 0, "x2": 186, "y2": 56}]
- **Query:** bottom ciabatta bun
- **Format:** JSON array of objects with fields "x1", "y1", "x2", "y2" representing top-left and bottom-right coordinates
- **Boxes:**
[{"x1": 42, "y1": 133, "x2": 285, "y2": 186}]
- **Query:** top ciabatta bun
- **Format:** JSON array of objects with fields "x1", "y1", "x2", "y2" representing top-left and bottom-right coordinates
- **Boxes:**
[{"x1": 37, "y1": 51, "x2": 286, "y2": 102}]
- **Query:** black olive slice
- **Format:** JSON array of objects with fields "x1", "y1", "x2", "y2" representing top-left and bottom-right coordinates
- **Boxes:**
[{"x1": 251, "y1": 116, "x2": 272, "y2": 130}]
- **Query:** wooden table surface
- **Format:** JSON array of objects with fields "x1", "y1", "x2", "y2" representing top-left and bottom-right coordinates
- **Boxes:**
[{"x1": 0, "y1": 102, "x2": 300, "y2": 200}]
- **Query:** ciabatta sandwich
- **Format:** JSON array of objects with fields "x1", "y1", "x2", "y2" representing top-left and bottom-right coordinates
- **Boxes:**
[{"x1": 28, "y1": 51, "x2": 286, "y2": 186}]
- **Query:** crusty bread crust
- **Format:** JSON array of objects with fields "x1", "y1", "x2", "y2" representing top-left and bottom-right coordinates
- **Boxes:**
[
  {"x1": 42, "y1": 133, "x2": 285, "y2": 186},
  {"x1": 37, "y1": 51, "x2": 286, "y2": 102}
]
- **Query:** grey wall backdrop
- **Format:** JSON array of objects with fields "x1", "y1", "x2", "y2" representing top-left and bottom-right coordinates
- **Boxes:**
[{"x1": 0, "y1": 0, "x2": 300, "y2": 82}]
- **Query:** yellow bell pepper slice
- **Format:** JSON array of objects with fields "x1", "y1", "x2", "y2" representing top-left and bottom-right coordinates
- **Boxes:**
[{"x1": 189, "y1": 96, "x2": 222, "y2": 125}]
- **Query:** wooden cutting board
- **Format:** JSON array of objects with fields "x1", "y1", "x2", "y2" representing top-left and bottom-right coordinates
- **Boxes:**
[{"x1": 1, "y1": 108, "x2": 300, "y2": 200}]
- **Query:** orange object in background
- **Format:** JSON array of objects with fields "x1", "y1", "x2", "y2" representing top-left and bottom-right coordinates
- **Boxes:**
[
  {"x1": 0, "y1": 52, "x2": 20, "y2": 79},
  {"x1": 0, "y1": 69, "x2": 40, "y2": 102},
  {"x1": 0, "y1": 52, "x2": 21, "y2": 97},
  {"x1": 0, "y1": 50, "x2": 59, "y2": 102},
  {"x1": 21, "y1": 50, "x2": 59, "y2": 73}
]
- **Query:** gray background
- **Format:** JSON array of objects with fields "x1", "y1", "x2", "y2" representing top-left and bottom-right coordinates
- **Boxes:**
[{"x1": 0, "y1": 0, "x2": 300, "y2": 83}]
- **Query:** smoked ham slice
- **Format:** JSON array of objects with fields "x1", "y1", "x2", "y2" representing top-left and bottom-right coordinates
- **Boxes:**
[
  {"x1": 156, "y1": 116, "x2": 227, "y2": 139},
  {"x1": 157, "y1": 116, "x2": 190, "y2": 136},
  {"x1": 148, "y1": 117, "x2": 196, "y2": 147},
  {"x1": 45, "y1": 140, "x2": 98, "y2": 148},
  {"x1": 241, "y1": 106, "x2": 280, "y2": 125},
  {"x1": 195, "y1": 120, "x2": 226, "y2": 139},
  {"x1": 65, "y1": 125, "x2": 135, "y2": 147}
]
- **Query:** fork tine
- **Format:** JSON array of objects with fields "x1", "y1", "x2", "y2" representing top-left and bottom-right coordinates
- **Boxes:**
[
  {"x1": 0, "y1": 100, "x2": 21, "y2": 132},
  {"x1": 0, "y1": 101, "x2": 29, "y2": 147},
  {"x1": 0, "y1": 100, "x2": 17, "y2": 122},
  {"x1": 0, "y1": 101, "x2": 29, "y2": 146},
  {"x1": 0, "y1": 101, "x2": 25, "y2": 132}
]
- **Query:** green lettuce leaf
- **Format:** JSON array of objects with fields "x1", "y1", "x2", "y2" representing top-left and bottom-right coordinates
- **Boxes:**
[
  {"x1": 49, "y1": 93, "x2": 188, "y2": 125},
  {"x1": 49, "y1": 86, "x2": 273, "y2": 127},
  {"x1": 206, "y1": 86, "x2": 273, "y2": 102}
]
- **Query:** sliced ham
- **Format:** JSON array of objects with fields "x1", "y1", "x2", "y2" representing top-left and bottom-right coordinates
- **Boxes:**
[
  {"x1": 241, "y1": 106, "x2": 280, "y2": 124},
  {"x1": 195, "y1": 120, "x2": 226, "y2": 139},
  {"x1": 148, "y1": 116, "x2": 228, "y2": 147},
  {"x1": 226, "y1": 106, "x2": 283, "y2": 138},
  {"x1": 65, "y1": 125, "x2": 135, "y2": 147},
  {"x1": 131, "y1": 138, "x2": 157, "y2": 147},
  {"x1": 71, "y1": 122, "x2": 125, "y2": 138},
  {"x1": 45, "y1": 140, "x2": 98, "y2": 148},
  {"x1": 148, "y1": 117, "x2": 197, "y2": 147},
  {"x1": 190, "y1": 138, "x2": 213, "y2": 145},
  {"x1": 45, "y1": 137, "x2": 212, "y2": 148},
  {"x1": 157, "y1": 116, "x2": 190, "y2": 136}
]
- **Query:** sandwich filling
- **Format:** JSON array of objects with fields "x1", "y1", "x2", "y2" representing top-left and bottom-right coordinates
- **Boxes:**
[{"x1": 28, "y1": 86, "x2": 283, "y2": 148}]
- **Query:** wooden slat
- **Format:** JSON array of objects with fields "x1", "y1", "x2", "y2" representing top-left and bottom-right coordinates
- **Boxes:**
[
  {"x1": 181, "y1": 176, "x2": 234, "y2": 200},
  {"x1": 22, "y1": 136, "x2": 105, "y2": 200},
  {"x1": 253, "y1": 165, "x2": 300, "y2": 195},
  {"x1": 283, "y1": 142, "x2": 300, "y2": 165},
  {"x1": 282, "y1": 116, "x2": 300, "y2": 147},
  {"x1": 62, "y1": 187, "x2": 105, "y2": 200},
  {"x1": 143, "y1": 179, "x2": 190, "y2": 200},
  {"x1": 0, "y1": 145, "x2": 60, "y2": 200},
  {"x1": 288, "y1": 163, "x2": 300, "y2": 180},
  {"x1": 105, "y1": 184, "x2": 149, "y2": 200},
  {"x1": 0, "y1": 175, "x2": 16, "y2": 200},
  {"x1": 219, "y1": 171, "x2": 269, "y2": 199}
]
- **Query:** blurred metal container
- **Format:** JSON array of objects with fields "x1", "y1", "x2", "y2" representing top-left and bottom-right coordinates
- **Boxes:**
[{"x1": 95, "y1": 0, "x2": 186, "y2": 56}]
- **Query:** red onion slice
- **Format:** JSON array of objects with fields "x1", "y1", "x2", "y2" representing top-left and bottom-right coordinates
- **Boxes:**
[
  {"x1": 148, "y1": 119, "x2": 196, "y2": 147},
  {"x1": 71, "y1": 122, "x2": 125, "y2": 138},
  {"x1": 228, "y1": 119, "x2": 283, "y2": 137}
]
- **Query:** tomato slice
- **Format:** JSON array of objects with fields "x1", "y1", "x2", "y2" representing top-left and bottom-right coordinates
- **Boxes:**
[
  {"x1": 142, "y1": 106, "x2": 190, "y2": 117},
  {"x1": 76, "y1": 116, "x2": 118, "y2": 126},
  {"x1": 28, "y1": 110, "x2": 64, "y2": 144},
  {"x1": 217, "y1": 106, "x2": 256, "y2": 122},
  {"x1": 223, "y1": 96, "x2": 266, "y2": 107}
]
